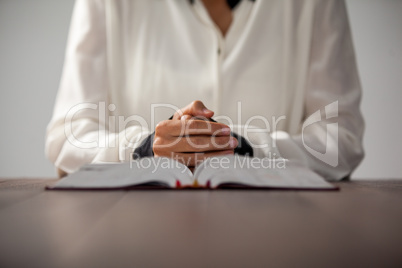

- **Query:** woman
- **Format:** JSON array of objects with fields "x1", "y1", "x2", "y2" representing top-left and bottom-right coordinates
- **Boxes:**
[{"x1": 46, "y1": 0, "x2": 364, "y2": 180}]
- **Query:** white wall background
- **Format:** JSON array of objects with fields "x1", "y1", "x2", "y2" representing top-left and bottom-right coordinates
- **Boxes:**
[{"x1": 0, "y1": 0, "x2": 401, "y2": 179}]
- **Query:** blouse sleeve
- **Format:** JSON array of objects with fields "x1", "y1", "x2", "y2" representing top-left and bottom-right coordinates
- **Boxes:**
[
  {"x1": 273, "y1": 0, "x2": 364, "y2": 180},
  {"x1": 45, "y1": 0, "x2": 149, "y2": 174}
]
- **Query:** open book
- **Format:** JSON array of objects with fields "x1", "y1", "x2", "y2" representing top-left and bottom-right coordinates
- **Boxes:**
[{"x1": 47, "y1": 156, "x2": 336, "y2": 190}]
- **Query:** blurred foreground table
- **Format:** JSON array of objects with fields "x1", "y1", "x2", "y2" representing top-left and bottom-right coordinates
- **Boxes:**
[{"x1": 1, "y1": 178, "x2": 401, "y2": 268}]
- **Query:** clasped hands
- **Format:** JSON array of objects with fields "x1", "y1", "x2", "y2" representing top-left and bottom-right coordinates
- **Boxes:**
[{"x1": 153, "y1": 100, "x2": 238, "y2": 168}]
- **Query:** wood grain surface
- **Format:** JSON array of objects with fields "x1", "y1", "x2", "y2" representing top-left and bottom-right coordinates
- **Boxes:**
[{"x1": 0, "y1": 179, "x2": 401, "y2": 268}]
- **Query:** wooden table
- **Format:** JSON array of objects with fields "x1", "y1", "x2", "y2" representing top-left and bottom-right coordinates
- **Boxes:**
[{"x1": 0, "y1": 179, "x2": 401, "y2": 268}]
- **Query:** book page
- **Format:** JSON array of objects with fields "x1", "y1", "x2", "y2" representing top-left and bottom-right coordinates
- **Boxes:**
[
  {"x1": 195, "y1": 156, "x2": 336, "y2": 190},
  {"x1": 48, "y1": 157, "x2": 194, "y2": 190}
]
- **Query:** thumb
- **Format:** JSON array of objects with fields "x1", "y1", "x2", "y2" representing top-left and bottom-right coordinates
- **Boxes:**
[{"x1": 189, "y1": 100, "x2": 214, "y2": 118}]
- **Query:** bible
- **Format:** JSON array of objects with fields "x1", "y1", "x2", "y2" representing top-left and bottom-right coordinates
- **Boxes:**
[{"x1": 47, "y1": 156, "x2": 336, "y2": 190}]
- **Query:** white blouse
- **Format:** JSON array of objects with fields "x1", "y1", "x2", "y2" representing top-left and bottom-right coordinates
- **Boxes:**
[{"x1": 46, "y1": 0, "x2": 364, "y2": 180}]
